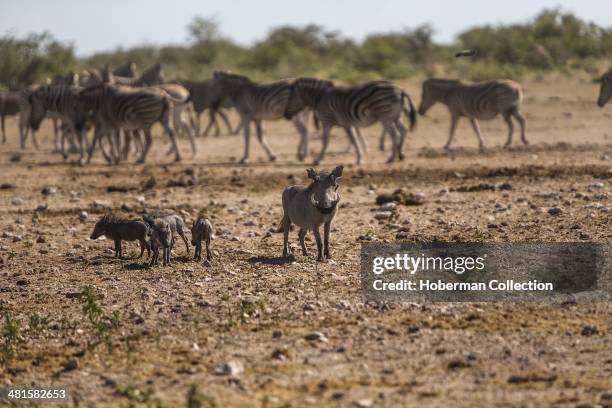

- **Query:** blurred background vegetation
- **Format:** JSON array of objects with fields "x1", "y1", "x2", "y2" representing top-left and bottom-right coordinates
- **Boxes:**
[{"x1": 1, "y1": 8, "x2": 612, "y2": 90}]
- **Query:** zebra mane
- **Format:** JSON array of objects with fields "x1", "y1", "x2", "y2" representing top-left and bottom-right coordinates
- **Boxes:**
[
  {"x1": 425, "y1": 78, "x2": 462, "y2": 86},
  {"x1": 214, "y1": 71, "x2": 252, "y2": 84}
]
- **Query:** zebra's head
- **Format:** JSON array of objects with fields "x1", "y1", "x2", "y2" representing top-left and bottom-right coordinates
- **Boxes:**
[
  {"x1": 598, "y1": 72, "x2": 612, "y2": 108},
  {"x1": 213, "y1": 71, "x2": 251, "y2": 99},
  {"x1": 27, "y1": 91, "x2": 46, "y2": 131},
  {"x1": 418, "y1": 79, "x2": 460, "y2": 115}
]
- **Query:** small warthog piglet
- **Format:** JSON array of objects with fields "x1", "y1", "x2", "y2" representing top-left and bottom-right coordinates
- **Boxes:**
[
  {"x1": 281, "y1": 165, "x2": 343, "y2": 261},
  {"x1": 191, "y1": 216, "x2": 213, "y2": 262},
  {"x1": 144, "y1": 213, "x2": 190, "y2": 254},
  {"x1": 149, "y1": 219, "x2": 172, "y2": 266},
  {"x1": 90, "y1": 213, "x2": 150, "y2": 258}
]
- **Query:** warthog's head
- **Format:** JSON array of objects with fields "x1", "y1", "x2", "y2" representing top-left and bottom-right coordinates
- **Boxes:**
[
  {"x1": 152, "y1": 221, "x2": 172, "y2": 249},
  {"x1": 307, "y1": 165, "x2": 343, "y2": 214},
  {"x1": 598, "y1": 72, "x2": 612, "y2": 108},
  {"x1": 90, "y1": 219, "x2": 107, "y2": 239}
]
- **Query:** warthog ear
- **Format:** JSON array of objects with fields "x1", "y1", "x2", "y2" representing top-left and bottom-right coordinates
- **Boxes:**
[
  {"x1": 331, "y1": 165, "x2": 344, "y2": 180},
  {"x1": 306, "y1": 168, "x2": 319, "y2": 180}
]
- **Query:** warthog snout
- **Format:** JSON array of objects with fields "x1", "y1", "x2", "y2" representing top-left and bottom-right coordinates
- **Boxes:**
[{"x1": 307, "y1": 166, "x2": 341, "y2": 214}]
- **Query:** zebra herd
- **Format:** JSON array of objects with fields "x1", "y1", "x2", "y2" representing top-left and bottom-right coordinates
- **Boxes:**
[{"x1": 2, "y1": 65, "x2": 612, "y2": 165}]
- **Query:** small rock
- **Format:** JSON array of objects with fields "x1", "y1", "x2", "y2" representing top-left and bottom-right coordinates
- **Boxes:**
[
  {"x1": 548, "y1": 207, "x2": 562, "y2": 216},
  {"x1": 41, "y1": 186, "x2": 57, "y2": 196},
  {"x1": 215, "y1": 360, "x2": 244, "y2": 376},
  {"x1": 203, "y1": 259, "x2": 212, "y2": 267},
  {"x1": 11, "y1": 197, "x2": 23, "y2": 206},
  {"x1": 1, "y1": 183, "x2": 16, "y2": 189},
  {"x1": 134, "y1": 196, "x2": 146, "y2": 205},
  {"x1": 374, "y1": 211, "x2": 392, "y2": 220},
  {"x1": 304, "y1": 332, "x2": 328, "y2": 343},
  {"x1": 129, "y1": 312, "x2": 144, "y2": 324},
  {"x1": 379, "y1": 202, "x2": 396, "y2": 212},
  {"x1": 16, "y1": 279, "x2": 29, "y2": 286},
  {"x1": 356, "y1": 398, "x2": 374, "y2": 408},
  {"x1": 581, "y1": 325, "x2": 598, "y2": 337},
  {"x1": 36, "y1": 236, "x2": 46, "y2": 244},
  {"x1": 79, "y1": 211, "x2": 88, "y2": 221},
  {"x1": 63, "y1": 358, "x2": 79, "y2": 371}
]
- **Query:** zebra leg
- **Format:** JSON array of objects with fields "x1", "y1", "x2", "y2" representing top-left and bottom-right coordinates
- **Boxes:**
[
  {"x1": 194, "y1": 111, "x2": 202, "y2": 137},
  {"x1": 1, "y1": 114, "x2": 5, "y2": 143},
  {"x1": 255, "y1": 119, "x2": 276, "y2": 161},
  {"x1": 86, "y1": 127, "x2": 102, "y2": 164},
  {"x1": 313, "y1": 124, "x2": 333, "y2": 165},
  {"x1": 384, "y1": 123, "x2": 399, "y2": 163},
  {"x1": 444, "y1": 114, "x2": 460, "y2": 150},
  {"x1": 513, "y1": 110, "x2": 528, "y2": 145},
  {"x1": 356, "y1": 127, "x2": 368, "y2": 153},
  {"x1": 202, "y1": 109, "x2": 215, "y2": 137},
  {"x1": 52, "y1": 118, "x2": 60, "y2": 152},
  {"x1": 218, "y1": 109, "x2": 234, "y2": 135},
  {"x1": 162, "y1": 121, "x2": 181, "y2": 162},
  {"x1": 292, "y1": 114, "x2": 308, "y2": 161},
  {"x1": 121, "y1": 130, "x2": 131, "y2": 160},
  {"x1": 345, "y1": 127, "x2": 362, "y2": 165},
  {"x1": 137, "y1": 129, "x2": 154, "y2": 164},
  {"x1": 213, "y1": 112, "x2": 221, "y2": 137},
  {"x1": 502, "y1": 112, "x2": 514, "y2": 148},
  {"x1": 239, "y1": 117, "x2": 251, "y2": 164},
  {"x1": 469, "y1": 118, "x2": 485, "y2": 151},
  {"x1": 395, "y1": 119, "x2": 408, "y2": 160}
]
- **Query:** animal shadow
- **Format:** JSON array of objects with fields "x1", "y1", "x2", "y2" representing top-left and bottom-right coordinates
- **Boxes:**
[{"x1": 248, "y1": 255, "x2": 294, "y2": 266}]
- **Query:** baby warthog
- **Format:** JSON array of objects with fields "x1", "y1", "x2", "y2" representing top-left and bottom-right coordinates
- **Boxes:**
[
  {"x1": 149, "y1": 218, "x2": 173, "y2": 266},
  {"x1": 90, "y1": 214, "x2": 151, "y2": 258},
  {"x1": 191, "y1": 216, "x2": 213, "y2": 262},
  {"x1": 143, "y1": 213, "x2": 190, "y2": 254},
  {"x1": 281, "y1": 165, "x2": 343, "y2": 261}
]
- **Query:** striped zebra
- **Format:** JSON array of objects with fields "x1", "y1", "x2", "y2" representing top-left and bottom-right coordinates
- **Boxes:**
[
  {"x1": 152, "y1": 83, "x2": 196, "y2": 157},
  {"x1": 77, "y1": 83, "x2": 181, "y2": 164},
  {"x1": 418, "y1": 79, "x2": 526, "y2": 150},
  {"x1": 179, "y1": 79, "x2": 236, "y2": 137},
  {"x1": 0, "y1": 91, "x2": 24, "y2": 144},
  {"x1": 27, "y1": 85, "x2": 89, "y2": 160},
  {"x1": 213, "y1": 71, "x2": 308, "y2": 163},
  {"x1": 598, "y1": 71, "x2": 612, "y2": 107},
  {"x1": 288, "y1": 78, "x2": 417, "y2": 164},
  {"x1": 113, "y1": 62, "x2": 137, "y2": 78},
  {"x1": 108, "y1": 63, "x2": 164, "y2": 87}
]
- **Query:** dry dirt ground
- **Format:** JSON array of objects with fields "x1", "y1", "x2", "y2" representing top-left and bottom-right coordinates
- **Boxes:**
[{"x1": 0, "y1": 76, "x2": 611, "y2": 407}]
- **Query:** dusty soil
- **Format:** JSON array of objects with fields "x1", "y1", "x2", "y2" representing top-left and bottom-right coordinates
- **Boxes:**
[{"x1": 0, "y1": 76, "x2": 611, "y2": 407}]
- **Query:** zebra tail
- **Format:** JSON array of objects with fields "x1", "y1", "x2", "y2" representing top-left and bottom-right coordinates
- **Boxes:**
[{"x1": 402, "y1": 92, "x2": 417, "y2": 131}]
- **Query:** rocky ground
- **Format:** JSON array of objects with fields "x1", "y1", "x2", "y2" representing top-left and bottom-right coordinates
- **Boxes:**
[{"x1": 0, "y1": 76, "x2": 611, "y2": 407}]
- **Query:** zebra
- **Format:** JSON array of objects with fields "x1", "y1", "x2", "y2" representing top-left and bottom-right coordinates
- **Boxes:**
[
  {"x1": 113, "y1": 62, "x2": 137, "y2": 78},
  {"x1": 178, "y1": 79, "x2": 237, "y2": 137},
  {"x1": 288, "y1": 78, "x2": 417, "y2": 164},
  {"x1": 152, "y1": 83, "x2": 196, "y2": 157},
  {"x1": 48, "y1": 72, "x2": 81, "y2": 152},
  {"x1": 418, "y1": 78, "x2": 526, "y2": 150},
  {"x1": 80, "y1": 66, "x2": 185, "y2": 164},
  {"x1": 107, "y1": 63, "x2": 164, "y2": 87},
  {"x1": 27, "y1": 85, "x2": 89, "y2": 161},
  {"x1": 213, "y1": 71, "x2": 308, "y2": 163},
  {"x1": 597, "y1": 71, "x2": 612, "y2": 107},
  {"x1": 0, "y1": 91, "x2": 24, "y2": 144},
  {"x1": 77, "y1": 82, "x2": 181, "y2": 164}
]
